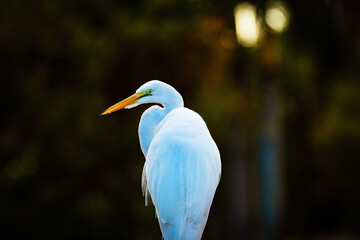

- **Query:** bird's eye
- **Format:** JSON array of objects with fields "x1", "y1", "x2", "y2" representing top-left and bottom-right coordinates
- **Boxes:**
[{"x1": 148, "y1": 89, "x2": 153, "y2": 93}]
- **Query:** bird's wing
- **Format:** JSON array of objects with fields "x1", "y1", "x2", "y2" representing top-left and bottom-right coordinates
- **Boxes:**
[{"x1": 143, "y1": 108, "x2": 221, "y2": 239}]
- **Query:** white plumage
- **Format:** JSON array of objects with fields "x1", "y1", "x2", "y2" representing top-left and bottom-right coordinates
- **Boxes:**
[{"x1": 101, "y1": 80, "x2": 221, "y2": 239}]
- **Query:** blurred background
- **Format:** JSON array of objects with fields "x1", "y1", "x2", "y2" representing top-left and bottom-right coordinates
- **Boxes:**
[{"x1": 1, "y1": 0, "x2": 360, "y2": 239}]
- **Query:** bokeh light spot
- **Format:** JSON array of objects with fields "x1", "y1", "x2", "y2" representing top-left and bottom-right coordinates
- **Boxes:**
[
  {"x1": 219, "y1": 29, "x2": 237, "y2": 50},
  {"x1": 265, "y1": 1, "x2": 290, "y2": 33},
  {"x1": 234, "y1": 3, "x2": 261, "y2": 47}
]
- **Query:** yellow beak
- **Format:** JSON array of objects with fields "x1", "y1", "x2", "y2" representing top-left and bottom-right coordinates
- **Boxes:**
[{"x1": 101, "y1": 93, "x2": 142, "y2": 115}]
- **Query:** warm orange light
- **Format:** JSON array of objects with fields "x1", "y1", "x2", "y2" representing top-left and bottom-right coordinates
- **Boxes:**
[{"x1": 219, "y1": 29, "x2": 237, "y2": 50}]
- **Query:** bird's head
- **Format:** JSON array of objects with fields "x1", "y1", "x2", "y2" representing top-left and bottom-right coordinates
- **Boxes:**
[{"x1": 101, "y1": 80, "x2": 182, "y2": 115}]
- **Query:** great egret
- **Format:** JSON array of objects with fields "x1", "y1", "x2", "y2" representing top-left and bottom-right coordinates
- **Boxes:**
[{"x1": 101, "y1": 80, "x2": 221, "y2": 240}]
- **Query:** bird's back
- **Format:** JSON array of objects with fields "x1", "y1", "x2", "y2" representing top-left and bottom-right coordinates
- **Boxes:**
[{"x1": 143, "y1": 107, "x2": 221, "y2": 240}]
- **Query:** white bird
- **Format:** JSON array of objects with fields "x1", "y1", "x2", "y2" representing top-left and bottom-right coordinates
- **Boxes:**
[{"x1": 101, "y1": 80, "x2": 221, "y2": 239}]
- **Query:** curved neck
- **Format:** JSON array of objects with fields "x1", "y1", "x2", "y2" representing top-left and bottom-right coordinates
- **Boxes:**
[
  {"x1": 138, "y1": 106, "x2": 165, "y2": 156},
  {"x1": 138, "y1": 87, "x2": 184, "y2": 157},
  {"x1": 161, "y1": 94, "x2": 184, "y2": 114}
]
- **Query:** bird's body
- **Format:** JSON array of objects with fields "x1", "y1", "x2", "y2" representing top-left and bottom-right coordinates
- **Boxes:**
[
  {"x1": 142, "y1": 107, "x2": 220, "y2": 239},
  {"x1": 101, "y1": 80, "x2": 221, "y2": 240}
]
